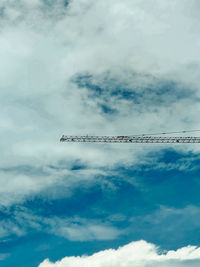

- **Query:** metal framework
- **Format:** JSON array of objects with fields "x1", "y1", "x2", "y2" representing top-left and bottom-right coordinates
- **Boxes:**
[{"x1": 60, "y1": 135, "x2": 200, "y2": 143}]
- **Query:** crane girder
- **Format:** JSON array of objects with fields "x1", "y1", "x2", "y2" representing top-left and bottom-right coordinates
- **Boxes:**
[{"x1": 60, "y1": 135, "x2": 200, "y2": 143}]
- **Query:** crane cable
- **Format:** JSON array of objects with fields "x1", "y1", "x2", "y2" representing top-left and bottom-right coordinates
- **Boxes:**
[{"x1": 131, "y1": 129, "x2": 200, "y2": 136}]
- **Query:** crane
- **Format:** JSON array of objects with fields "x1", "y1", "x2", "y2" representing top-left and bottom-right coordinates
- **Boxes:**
[{"x1": 60, "y1": 130, "x2": 200, "y2": 144}]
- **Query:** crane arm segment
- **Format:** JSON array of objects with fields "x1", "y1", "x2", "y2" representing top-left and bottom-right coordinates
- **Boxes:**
[{"x1": 60, "y1": 135, "x2": 200, "y2": 143}]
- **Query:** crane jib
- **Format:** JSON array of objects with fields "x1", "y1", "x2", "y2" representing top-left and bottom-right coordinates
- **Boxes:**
[{"x1": 60, "y1": 136, "x2": 200, "y2": 143}]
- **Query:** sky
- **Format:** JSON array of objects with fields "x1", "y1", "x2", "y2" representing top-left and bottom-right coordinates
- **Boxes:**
[{"x1": 1, "y1": 0, "x2": 200, "y2": 266}]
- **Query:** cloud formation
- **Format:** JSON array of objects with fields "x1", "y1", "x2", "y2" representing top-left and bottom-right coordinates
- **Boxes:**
[
  {"x1": 39, "y1": 240, "x2": 200, "y2": 267},
  {"x1": 1, "y1": 0, "x2": 200, "y2": 207},
  {"x1": 0, "y1": 207, "x2": 122, "y2": 241},
  {"x1": 1, "y1": 1, "x2": 200, "y2": 266}
]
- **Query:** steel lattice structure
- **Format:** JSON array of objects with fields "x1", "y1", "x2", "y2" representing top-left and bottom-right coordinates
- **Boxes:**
[{"x1": 60, "y1": 135, "x2": 200, "y2": 143}]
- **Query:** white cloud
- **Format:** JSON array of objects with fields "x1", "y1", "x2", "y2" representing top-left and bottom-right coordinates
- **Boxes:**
[
  {"x1": 49, "y1": 218, "x2": 123, "y2": 241},
  {"x1": 0, "y1": 164, "x2": 111, "y2": 206},
  {"x1": 38, "y1": 240, "x2": 200, "y2": 267},
  {"x1": 1, "y1": 0, "x2": 200, "y2": 206},
  {"x1": 0, "y1": 208, "x2": 122, "y2": 241}
]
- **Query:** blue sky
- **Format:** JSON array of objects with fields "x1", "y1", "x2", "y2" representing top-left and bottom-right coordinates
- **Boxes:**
[
  {"x1": 1, "y1": 0, "x2": 200, "y2": 266},
  {"x1": 1, "y1": 149, "x2": 200, "y2": 267}
]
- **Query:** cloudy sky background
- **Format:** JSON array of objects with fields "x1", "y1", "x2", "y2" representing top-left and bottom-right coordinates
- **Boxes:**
[{"x1": 1, "y1": 0, "x2": 200, "y2": 266}]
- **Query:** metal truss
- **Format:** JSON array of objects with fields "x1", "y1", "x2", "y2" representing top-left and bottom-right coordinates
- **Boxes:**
[{"x1": 60, "y1": 135, "x2": 200, "y2": 143}]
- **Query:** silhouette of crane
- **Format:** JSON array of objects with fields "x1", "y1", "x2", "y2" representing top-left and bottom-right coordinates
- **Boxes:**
[{"x1": 60, "y1": 130, "x2": 200, "y2": 144}]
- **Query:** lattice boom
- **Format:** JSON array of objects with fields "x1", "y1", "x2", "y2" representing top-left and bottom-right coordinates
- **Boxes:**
[{"x1": 60, "y1": 135, "x2": 200, "y2": 143}]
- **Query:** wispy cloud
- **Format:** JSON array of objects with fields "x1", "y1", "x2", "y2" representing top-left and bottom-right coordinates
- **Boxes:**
[
  {"x1": 0, "y1": 254, "x2": 10, "y2": 261},
  {"x1": 0, "y1": 207, "x2": 123, "y2": 241},
  {"x1": 48, "y1": 217, "x2": 123, "y2": 241}
]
